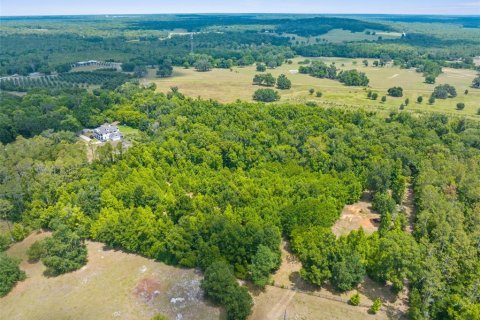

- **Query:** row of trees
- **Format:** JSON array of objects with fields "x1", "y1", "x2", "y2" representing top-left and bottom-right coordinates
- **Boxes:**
[
  {"x1": 252, "y1": 73, "x2": 292, "y2": 89},
  {"x1": 299, "y1": 61, "x2": 369, "y2": 86}
]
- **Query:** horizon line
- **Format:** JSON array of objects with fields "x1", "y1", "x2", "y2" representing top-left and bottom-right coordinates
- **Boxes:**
[{"x1": 2, "y1": 12, "x2": 480, "y2": 18}]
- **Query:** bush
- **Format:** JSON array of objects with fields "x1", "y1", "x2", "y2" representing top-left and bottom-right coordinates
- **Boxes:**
[
  {"x1": 349, "y1": 292, "x2": 361, "y2": 306},
  {"x1": 27, "y1": 240, "x2": 46, "y2": 263},
  {"x1": 381, "y1": 96, "x2": 387, "y2": 103},
  {"x1": 276, "y1": 74, "x2": 292, "y2": 90},
  {"x1": 248, "y1": 245, "x2": 280, "y2": 288},
  {"x1": 11, "y1": 223, "x2": 29, "y2": 242},
  {"x1": 429, "y1": 96, "x2": 436, "y2": 105},
  {"x1": 0, "y1": 234, "x2": 11, "y2": 251},
  {"x1": 431, "y1": 84, "x2": 457, "y2": 99},
  {"x1": 417, "y1": 96, "x2": 423, "y2": 103},
  {"x1": 309, "y1": 88, "x2": 315, "y2": 95},
  {"x1": 456, "y1": 102, "x2": 465, "y2": 110},
  {"x1": 369, "y1": 298, "x2": 382, "y2": 314},
  {"x1": 253, "y1": 89, "x2": 280, "y2": 102},
  {"x1": 253, "y1": 73, "x2": 276, "y2": 87},
  {"x1": 0, "y1": 253, "x2": 26, "y2": 297},
  {"x1": 256, "y1": 63, "x2": 266, "y2": 72},
  {"x1": 388, "y1": 87, "x2": 403, "y2": 97},
  {"x1": 371, "y1": 93, "x2": 378, "y2": 100},
  {"x1": 337, "y1": 70, "x2": 369, "y2": 86},
  {"x1": 316, "y1": 91, "x2": 322, "y2": 97},
  {"x1": 425, "y1": 75, "x2": 436, "y2": 84},
  {"x1": 201, "y1": 261, "x2": 253, "y2": 320},
  {"x1": 41, "y1": 226, "x2": 87, "y2": 276},
  {"x1": 194, "y1": 59, "x2": 212, "y2": 72}
]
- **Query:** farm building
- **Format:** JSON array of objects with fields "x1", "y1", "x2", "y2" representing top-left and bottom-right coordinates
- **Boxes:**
[{"x1": 93, "y1": 124, "x2": 123, "y2": 142}]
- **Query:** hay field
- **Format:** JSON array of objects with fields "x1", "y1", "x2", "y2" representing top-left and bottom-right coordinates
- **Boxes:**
[{"x1": 147, "y1": 57, "x2": 479, "y2": 118}]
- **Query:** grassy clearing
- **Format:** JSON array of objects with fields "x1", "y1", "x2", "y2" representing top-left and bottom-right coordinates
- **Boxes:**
[
  {"x1": 1, "y1": 232, "x2": 221, "y2": 320},
  {"x1": 147, "y1": 57, "x2": 479, "y2": 119},
  {"x1": 117, "y1": 124, "x2": 142, "y2": 140}
]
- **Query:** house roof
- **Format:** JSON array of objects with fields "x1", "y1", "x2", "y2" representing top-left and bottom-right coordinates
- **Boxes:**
[{"x1": 94, "y1": 124, "x2": 119, "y2": 135}]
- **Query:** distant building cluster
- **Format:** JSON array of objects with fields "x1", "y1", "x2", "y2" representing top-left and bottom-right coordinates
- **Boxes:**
[
  {"x1": 93, "y1": 124, "x2": 123, "y2": 142},
  {"x1": 71, "y1": 60, "x2": 122, "y2": 70}
]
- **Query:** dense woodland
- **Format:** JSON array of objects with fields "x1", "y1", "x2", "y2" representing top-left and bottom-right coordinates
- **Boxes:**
[
  {"x1": 1, "y1": 13, "x2": 480, "y2": 320},
  {"x1": 1, "y1": 14, "x2": 479, "y2": 79},
  {"x1": 0, "y1": 82, "x2": 479, "y2": 319}
]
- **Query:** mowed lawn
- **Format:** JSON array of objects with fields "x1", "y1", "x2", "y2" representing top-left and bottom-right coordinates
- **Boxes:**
[
  {"x1": 0, "y1": 232, "x2": 222, "y2": 320},
  {"x1": 147, "y1": 57, "x2": 479, "y2": 118}
]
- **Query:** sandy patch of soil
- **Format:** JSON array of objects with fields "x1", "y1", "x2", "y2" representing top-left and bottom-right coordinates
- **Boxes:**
[{"x1": 332, "y1": 192, "x2": 380, "y2": 237}]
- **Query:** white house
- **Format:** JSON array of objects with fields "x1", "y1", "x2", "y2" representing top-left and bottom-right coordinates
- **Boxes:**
[{"x1": 93, "y1": 124, "x2": 123, "y2": 142}]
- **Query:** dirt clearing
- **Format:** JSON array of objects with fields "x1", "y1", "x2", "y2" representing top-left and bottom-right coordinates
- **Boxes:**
[{"x1": 332, "y1": 192, "x2": 380, "y2": 237}]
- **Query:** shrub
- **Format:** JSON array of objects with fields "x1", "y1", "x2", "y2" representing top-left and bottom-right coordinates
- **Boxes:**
[
  {"x1": 253, "y1": 73, "x2": 276, "y2": 87},
  {"x1": 0, "y1": 253, "x2": 26, "y2": 297},
  {"x1": 202, "y1": 261, "x2": 253, "y2": 320},
  {"x1": 388, "y1": 87, "x2": 403, "y2": 97},
  {"x1": 309, "y1": 88, "x2": 315, "y2": 95},
  {"x1": 41, "y1": 225, "x2": 88, "y2": 276},
  {"x1": 370, "y1": 298, "x2": 382, "y2": 314},
  {"x1": 456, "y1": 103, "x2": 465, "y2": 110},
  {"x1": 11, "y1": 223, "x2": 29, "y2": 242},
  {"x1": 27, "y1": 240, "x2": 46, "y2": 263},
  {"x1": 0, "y1": 234, "x2": 11, "y2": 252},
  {"x1": 417, "y1": 96, "x2": 423, "y2": 103},
  {"x1": 371, "y1": 93, "x2": 378, "y2": 100},
  {"x1": 316, "y1": 91, "x2": 322, "y2": 97},
  {"x1": 256, "y1": 63, "x2": 266, "y2": 72},
  {"x1": 425, "y1": 75, "x2": 436, "y2": 84},
  {"x1": 381, "y1": 96, "x2": 387, "y2": 103},
  {"x1": 431, "y1": 84, "x2": 457, "y2": 99},
  {"x1": 276, "y1": 74, "x2": 292, "y2": 90},
  {"x1": 337, "y1": 69, "x2": 369, "y2": 86},
  {"x1": 253, "y1": 89, "x2": 280, "y2": 102},
  {"x1": 349, "y1": 292, "x2": 361, "y2": 306},
  {"x1": 429, "y1": 96, "x2": 436, "y2": 105}
]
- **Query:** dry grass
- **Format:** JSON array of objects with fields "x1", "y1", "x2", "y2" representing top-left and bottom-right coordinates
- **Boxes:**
[
  {"x1": 250, "y1": 239, "x2": 408, "y2": 320},
  {"x1": 1, "y1": 232, "x2": 221, "y2": 320},
  {"x1": 146, "y1": 57, "x2": 480, "y2": 119}
]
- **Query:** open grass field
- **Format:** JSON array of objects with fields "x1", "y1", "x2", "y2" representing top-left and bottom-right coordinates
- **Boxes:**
[
  {"x1": 284, "y1": 29, "x2": 402, "y2": 45},
  {"x1": 1, "y1": 232, "x2": 222, "y2": 320},
  {"x1": 147, "y1": 57, "x2": 479, "y2": 119}
]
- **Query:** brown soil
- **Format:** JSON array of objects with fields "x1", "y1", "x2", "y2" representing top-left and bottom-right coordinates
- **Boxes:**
[{"x1": 332, "y1": 192, "x2": 380, "y2": 237}]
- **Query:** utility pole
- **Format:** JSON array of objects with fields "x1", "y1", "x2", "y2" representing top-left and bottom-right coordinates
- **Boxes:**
[{"x1": 190, "y1": 33, "x2": 194, "y2": 54}]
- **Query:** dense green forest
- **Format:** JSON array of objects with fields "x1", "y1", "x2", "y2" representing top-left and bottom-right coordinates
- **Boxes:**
[
  {"x1": 1, "y1": 82, "x2": 479, "y2": 318},
  {"x1": 1, "y1": 14, "x2": 479, "y2": 78},
  {"x1": 1, "y1": 13, "x2": 480, "y2": 320}
]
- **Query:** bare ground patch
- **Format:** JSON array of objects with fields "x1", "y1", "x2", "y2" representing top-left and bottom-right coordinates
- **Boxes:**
[{"x1": 332, "y1": 192, "x2": 380, "y2": 237}]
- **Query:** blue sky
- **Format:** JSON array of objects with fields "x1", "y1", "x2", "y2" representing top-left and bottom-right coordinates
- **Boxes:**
[{"x1": 1, "y1": 0, "x2": 479, "y2": 16}]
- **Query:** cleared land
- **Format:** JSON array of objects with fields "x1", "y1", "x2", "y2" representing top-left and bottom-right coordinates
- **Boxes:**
[
  {"x1": 147, "y1": 57, "x2": 480, "y2": 118},
  {"x1": 250, "y1": 240, "x2": 407, "y2": 320},
  {"x1": 1, "y1": 232, "x2": 222, "y2": 320},
  {"x1": 332, "y1": 192, "x2": 380, "y2": 237}
]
